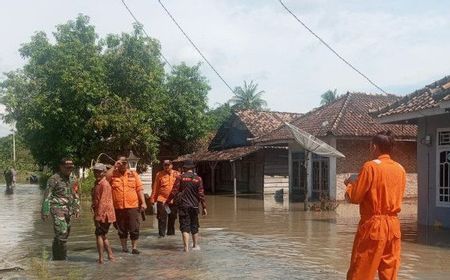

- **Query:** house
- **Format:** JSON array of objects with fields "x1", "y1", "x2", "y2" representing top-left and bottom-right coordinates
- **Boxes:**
[
  {"x1": 376, "y1": 76, "x2": 450, "y2": 228},
  {"x1": 174, "y1": 110, "x2": 302, "y2": 194},
  {"x1": 255, "y1": 92, "x2": 417, "y2": 200}
]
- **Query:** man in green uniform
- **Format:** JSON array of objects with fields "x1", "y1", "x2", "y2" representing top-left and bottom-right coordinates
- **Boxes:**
[{"x1": 41, "y1": 158, "x2": 80, "y2": 260}]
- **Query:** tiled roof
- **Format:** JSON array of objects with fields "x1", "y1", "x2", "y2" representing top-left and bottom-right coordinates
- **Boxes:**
[
  {"x1": 376, "y1": 76, "x2": 450, "y2": 118},
  {"x1": 234, "y1": 110, "x2": 302, "y2": 138},
  {"x1": 208, "y1": 109, "x2": 302, "y2": 150},
  {"x1": 173, "y1": 146, "x2": 261, "y2": 163},
  {"x1": 256, "y1": 92, "x2": 417, "y2": 143}
]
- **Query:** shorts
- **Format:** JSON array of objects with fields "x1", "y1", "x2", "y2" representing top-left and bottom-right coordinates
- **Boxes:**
[
  {"x1": 178, "y1": 207, "x2": 200, "y2": 234},
  {"x1": 115, "y1": 208, "x2": 141, "y2": 240},
  {"x1": 95, "y1": 221, "x2": 111, "y2": 236}
]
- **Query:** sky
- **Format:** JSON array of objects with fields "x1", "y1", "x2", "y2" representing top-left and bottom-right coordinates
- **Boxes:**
[{"x1": 1, "y1": 0, "x2": 450, "y2": 137}]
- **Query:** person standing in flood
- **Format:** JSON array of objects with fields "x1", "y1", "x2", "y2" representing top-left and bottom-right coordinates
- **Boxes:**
[
  {"x1": 345, "y1": 131, "x2": 406, "y2": 280},
  {"x1": 106, "y1": 155, "x2": 147, "y2": 255},
  {"x1": 41, "y1": 158, "x2": 80, "y2": 260},
  {"x1": 91, "y1": 163, "x2": 116, "y2": 264},
  {"x1": 166, "y1": 159, "x2": 207, "y2": 252},
  {"x1": 151, "y1": 160, "x2": 179, "y2": 237}
]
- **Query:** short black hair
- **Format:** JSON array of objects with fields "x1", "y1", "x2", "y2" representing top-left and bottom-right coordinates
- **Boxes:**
[{"x1": 372, "y1": 130, "x2": 395, "y2": 154}]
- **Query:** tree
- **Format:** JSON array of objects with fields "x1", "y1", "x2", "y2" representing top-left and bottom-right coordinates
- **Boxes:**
[
  {"x1": 230, "y1": 80, "x2": 267, "y2": 110},
  {"x1": 0, "y1": 15, "x2": 212, "y2": 168},
  {"x1": 1, "y1": 15, "x2": 107, "y2": 168},
  {"x1": 0, "y1": 134, "x2": 37, "y2": 174},
  {"x1": 162, "y1": 63, "x2": 211, "y2": 154},
  {"x1": 320, "y1": 89, "x2": 339, "y2": 105},
  {"x1": 207, "y1": 102, "x2": 233, "y2": 130}
]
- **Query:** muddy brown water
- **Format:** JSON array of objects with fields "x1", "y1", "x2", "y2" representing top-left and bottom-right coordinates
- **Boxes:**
[{"x1": 1, "y1": 185, "x2": 450, "y2": 280}]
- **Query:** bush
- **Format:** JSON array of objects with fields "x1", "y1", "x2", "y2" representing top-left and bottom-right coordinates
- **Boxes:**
[{"x1": 79, "y1": 170, "x2": 95, "y2": 197}]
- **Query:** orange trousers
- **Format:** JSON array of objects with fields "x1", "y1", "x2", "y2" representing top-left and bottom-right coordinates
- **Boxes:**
[{"x1": 347, "y1": 217, "x2": 401, "y2": 280}]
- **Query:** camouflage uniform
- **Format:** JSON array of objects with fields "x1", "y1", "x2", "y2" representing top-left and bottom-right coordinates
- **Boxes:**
[{"x1": 42, "y1": 173, "x2": 80, "y2": 260}]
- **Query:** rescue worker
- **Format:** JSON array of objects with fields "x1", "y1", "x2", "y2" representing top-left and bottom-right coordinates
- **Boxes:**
[
  {"x1": 41, "y1": 158, "x2": 80, "y2": 260},
  {"x1": 345, "y1": 131, "x2": 406, "y2": 280},
  {"x1": 166, "y1": 159, "x2": 207, "y2": 252},
  {"x1": 151, "y1": 160, "x2": 179, "y2": 237},
  {"x1": 91, "y1": 163, "x2": 116, "y2": 264},
  {"x1": 106, "y1": 155, "x2": 147, "y2": 255}
]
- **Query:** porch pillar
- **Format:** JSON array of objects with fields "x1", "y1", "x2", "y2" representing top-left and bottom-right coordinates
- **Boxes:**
[
  {"x1": 231, "y1": 160, "x2": 237, "y2": 197},
  {"x1": 209, "y1": 161, "x2": 218, "y2": 194},
  {"x1": 288, "y1": 147, "x2": 293, "y2": 195},
  {"x1": 329, "y1": 137, "x2": 337, "y2": 200},
  {"x1": 304, "y1": 150, "x2": 313, "y2": 211}
]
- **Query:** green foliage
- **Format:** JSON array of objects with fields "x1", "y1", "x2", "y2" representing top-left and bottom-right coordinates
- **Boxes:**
[
  {"x1": 162, "y1": 63, "x2": 211, "y2": 154},
  {"x1": 230, "y1": 80, "x2": 268, "y2": 111},
  {"x1": 320, "y1": 89, "x2": 339, "y2": 105},
  {"x1": 0, "y1": 134, "x2": 38, "y2": 182},
  {"x1": 1, "y1": 15, "x2": 212, "y2": 167},
  {"x1": 79, "y1": 170, "x2": 95, "y2": 197},
  {"x1": 207, "y1": 102, "x2": 233, "y2": 130}
]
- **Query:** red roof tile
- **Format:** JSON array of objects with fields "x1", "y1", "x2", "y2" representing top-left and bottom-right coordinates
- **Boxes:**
[
  {"x1": 256, "y1": 92, "x2": 417, "y2": 143},
  {"x1": 376, "y1": 76, "x2": 450, "y2": 118}
]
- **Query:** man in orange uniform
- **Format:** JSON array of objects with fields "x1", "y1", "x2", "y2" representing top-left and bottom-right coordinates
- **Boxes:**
[
  {"x1": 345, "y1": 131, "x2": 406, "y2": 280},
  {"x1": 151, "y1": 160, "x2": 179, "y2": 237},
  {"x1": 106, "y1": 155, "x2": 147, "y2": 255}
]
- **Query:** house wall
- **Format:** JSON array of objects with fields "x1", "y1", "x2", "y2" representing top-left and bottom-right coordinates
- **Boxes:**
[
  {"x1": 334, "y1": 138, "x2": 418, "y2": 201},
  {"x1": 263, "y1": 148, "x2": 289, "y2": 194},
  {"x1": 417, "y1": 115, "x2": 450, "y2": 228}
]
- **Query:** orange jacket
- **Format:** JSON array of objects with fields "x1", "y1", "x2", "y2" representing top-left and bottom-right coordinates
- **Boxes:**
[
  {"x1": 151, "y1": 170, "x2": 179, "y2": 203},
  {"x1": 110, "y1": 170, "x2": 143, "y2": 209},
  {"x1": 346, "y1": 154, "x2": 406, "y2": 238}
]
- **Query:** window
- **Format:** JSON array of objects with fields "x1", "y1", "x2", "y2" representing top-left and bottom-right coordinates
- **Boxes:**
[{"x1": 437, "y1": 128, "x2": 450, "y2": 207}]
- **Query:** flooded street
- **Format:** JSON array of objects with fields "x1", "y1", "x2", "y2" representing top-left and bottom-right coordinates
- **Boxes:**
[{"x1": 1, "y1": 185, "x2": 450, "y2": 279}]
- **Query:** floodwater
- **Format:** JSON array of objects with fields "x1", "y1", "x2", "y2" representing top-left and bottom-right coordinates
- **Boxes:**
[{"x1": 1, "y1": 185, "x2": 450, "y2": 279}]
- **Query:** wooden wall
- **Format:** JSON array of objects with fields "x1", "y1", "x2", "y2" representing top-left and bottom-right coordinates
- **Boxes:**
[{"x1": 263, "y1": 148, "x2": 289, "y2": 194}]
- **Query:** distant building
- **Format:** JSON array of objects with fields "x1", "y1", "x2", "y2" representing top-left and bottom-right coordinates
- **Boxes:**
[
  {"x1": 256, "y1": 92, "x2": 417, "y2": 200},
  {"x1": 376, "y1": 76, "x2": 450, "y2": 228}
]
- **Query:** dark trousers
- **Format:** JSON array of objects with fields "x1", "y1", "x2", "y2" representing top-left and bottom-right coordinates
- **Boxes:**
[
  {"x1": 115, "y1": 208, "x2": 140, "y2": 240},
  {"x1": 156, "y1": 202, "x2": 177, "y2": 236}
]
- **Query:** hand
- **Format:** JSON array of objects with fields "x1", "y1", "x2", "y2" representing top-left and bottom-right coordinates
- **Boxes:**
[
  {"x1": 140, "y1": 202, "x2": 147, "y2": 211},
  {"x1": 202, "y1": 208, "x2": 207, "y2": 216},
  {"x1": 41, "y1": 213, "x2": 49, "y2": 221},
  {"x1": 344, "y1": 178, "x2": 350, "y2": 186},
  {"x1": 74, "y1": 212, "x2": 80, "y2": 219}
]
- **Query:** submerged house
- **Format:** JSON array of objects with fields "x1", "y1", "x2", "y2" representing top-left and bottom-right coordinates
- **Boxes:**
[
  {"x1": 376, "y1": 76, "x2": 450, "y2": 228},
  {"x1": 175, "y1": 110, "x2": 302, "y2": 194},
  {"x1": 254, "y1": 92, "x2": 417, "y2": 200}
]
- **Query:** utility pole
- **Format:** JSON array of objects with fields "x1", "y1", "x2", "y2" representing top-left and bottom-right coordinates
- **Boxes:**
[{"x1": 12, "y1": 127, "x2": 16, "y2": 166}]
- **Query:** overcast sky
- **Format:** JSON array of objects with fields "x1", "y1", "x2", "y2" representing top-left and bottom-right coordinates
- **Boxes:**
[{"x1": 1, "y1": 0, "x2": 450, "y2": 137}]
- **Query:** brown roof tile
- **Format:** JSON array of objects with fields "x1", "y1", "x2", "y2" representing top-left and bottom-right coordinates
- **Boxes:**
[
  {"x1": 235, "y1": 110, "x2": 302, "y2": 138},
  {"x1": 173, "y1": 146, "x2": 261, "y2": 163},
  {"x1": 376, "y1": 76, "x2": 450, "y2": 118},
  {"x1": 256, "y1": 92, "x2": 417, "y2": 143}
]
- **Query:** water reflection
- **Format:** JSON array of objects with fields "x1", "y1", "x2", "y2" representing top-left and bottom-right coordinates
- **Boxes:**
[{"x1": 1, "y1": 186, "x2": 450, "y2": 279}]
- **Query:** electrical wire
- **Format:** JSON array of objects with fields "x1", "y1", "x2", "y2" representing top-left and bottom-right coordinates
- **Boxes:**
[
  {"x1": 278, "y1": 0, "x2": 388, "y2": 94},
  {"x1": 158, "y1": 0, "x2": 235, "y2": 94},
  {"x1": 120, "y1": 0, "x2": 174, "y2": 70}
]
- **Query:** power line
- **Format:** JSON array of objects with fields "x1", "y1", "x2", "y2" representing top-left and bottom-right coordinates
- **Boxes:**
[
  {"x1": 158, "y1": 0, "x2": 235, "y2": 94},
  {"x1": 120, "y1": 0, "x2": 173, "y2": 70},
  {"x1": 278, "y1": 0, "x2": 388, "y2": 94}
]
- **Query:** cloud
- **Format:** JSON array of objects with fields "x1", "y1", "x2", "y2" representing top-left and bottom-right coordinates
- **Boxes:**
[{"x1": 0, "y1": 0, "x2": 449, "y2": 118}]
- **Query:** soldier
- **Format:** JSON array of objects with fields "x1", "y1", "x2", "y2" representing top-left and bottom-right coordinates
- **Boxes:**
[{"x1": 41, "y1": 158, "x2": 80, "y2": 260}]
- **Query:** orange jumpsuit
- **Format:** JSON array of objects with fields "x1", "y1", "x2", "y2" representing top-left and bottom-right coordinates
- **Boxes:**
[{"x1": 346, "y1": 154, "x2": 406, "y2": 280}]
